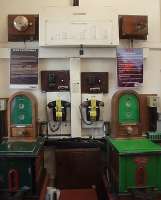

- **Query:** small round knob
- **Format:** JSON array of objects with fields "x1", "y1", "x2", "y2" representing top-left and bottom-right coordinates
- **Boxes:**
[{"x1": 126, "y1": 126, "x2": 133, "y2": 135}]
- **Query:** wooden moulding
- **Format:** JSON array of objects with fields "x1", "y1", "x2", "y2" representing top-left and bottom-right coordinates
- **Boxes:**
[
  {"x1": 7, "y1": 91, "x2": 38, "y2": 141},
  {"x1": 111, "y1": 90, "x2": 142, "y2": 139}
]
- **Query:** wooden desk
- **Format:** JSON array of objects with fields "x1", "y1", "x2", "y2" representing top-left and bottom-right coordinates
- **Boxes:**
[{"x1": 55, "y1": 148, "x2": 102, "y2": 189}]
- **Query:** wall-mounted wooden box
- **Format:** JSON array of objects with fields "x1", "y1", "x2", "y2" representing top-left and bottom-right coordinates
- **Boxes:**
[
  {"x1": 41, "y1": 70, "x2": 70, "y2": 92},
  {"x1": 119, "y1": 15, "x2": 148, "y2": 40},
  {"x1": 8, "y1": 14, "x2": 39, "y2": 42},
  {"x1": 81, "y1": 72, "x2": 108, "y2": 94}
]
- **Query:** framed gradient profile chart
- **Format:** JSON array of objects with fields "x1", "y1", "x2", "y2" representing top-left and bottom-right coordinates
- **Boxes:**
[{"x1": 10, "y1": 49, "x2": 38, "y2": 89}]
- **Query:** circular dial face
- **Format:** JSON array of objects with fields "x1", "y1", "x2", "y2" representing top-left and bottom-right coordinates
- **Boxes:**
[{"x1": 13, "y1": 16, "x2": 29, "y2": 32}]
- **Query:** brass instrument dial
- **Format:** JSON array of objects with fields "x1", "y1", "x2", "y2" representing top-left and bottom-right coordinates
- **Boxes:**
[{"x1": 13, "y1": 16, "x2": 30, "y2": 32}]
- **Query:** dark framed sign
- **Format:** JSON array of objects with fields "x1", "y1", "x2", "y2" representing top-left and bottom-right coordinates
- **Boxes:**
[{"x1": 117, "y1": 48, "x2": 143, "y2": 87}]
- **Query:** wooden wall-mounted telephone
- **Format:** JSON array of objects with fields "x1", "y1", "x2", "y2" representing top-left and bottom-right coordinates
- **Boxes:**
[{"x1": 8, "y1": 14, "x2": 39, "y2": 42}]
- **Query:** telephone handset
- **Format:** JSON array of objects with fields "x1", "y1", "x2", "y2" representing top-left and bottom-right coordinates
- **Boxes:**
[
  {"x1": 48, "y1": 100, "x2": 70, "y2": 122},
  {"x1": 81, "y1": 97, "x2": 104, "y2": 125}
]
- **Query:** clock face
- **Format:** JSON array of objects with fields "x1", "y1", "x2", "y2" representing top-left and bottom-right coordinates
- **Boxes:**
[{"x1": 13, "y1": 16, "x2": 29, "y2": 32}]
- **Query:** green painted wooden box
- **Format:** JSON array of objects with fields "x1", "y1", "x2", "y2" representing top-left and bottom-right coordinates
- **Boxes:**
[
  {"x1": 0, "y1": 137, "x2": 45, "y2": 194},
  {"x1": 107, "y1": 137, "x2": 161, "y2": 195}
]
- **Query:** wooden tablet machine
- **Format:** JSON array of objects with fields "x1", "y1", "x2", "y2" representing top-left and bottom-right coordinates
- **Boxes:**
[
  {"x1": 111, "y1": 90, "x2": 142, "y2": 138},
  {"x1": 8, "y1": 92, "x2": 37, "y2": 140}
]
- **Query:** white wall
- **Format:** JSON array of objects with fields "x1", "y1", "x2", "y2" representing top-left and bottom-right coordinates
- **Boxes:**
[{"x1": 0, "y1": 0, "x2": 161, "y2": 136}]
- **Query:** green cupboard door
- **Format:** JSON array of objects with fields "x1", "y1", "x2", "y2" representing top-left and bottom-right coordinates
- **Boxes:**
[
  {"x1": 0, "y1": 158, "x2": 33, "y2": 190},
  {"x1": 8, "y1": 158, "x2": 33, "y2": 190},
  {"x1": 119, "y1": 156, "x2": 161, "y2": 193},
  {"x1": 118, "y1": 94, "x2": 140, "y2": 124},
  {"x1": 11, "y1": 95, "x2": 32, "y2": 125}
]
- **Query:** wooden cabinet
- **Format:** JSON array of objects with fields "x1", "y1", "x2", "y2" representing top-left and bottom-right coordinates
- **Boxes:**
[
  {"x1": 0, "y1": 138, "x2": 45, "y2": 195},
  {"x1": 55, "y1": 148, "x2": 102, "y2": 189}
]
